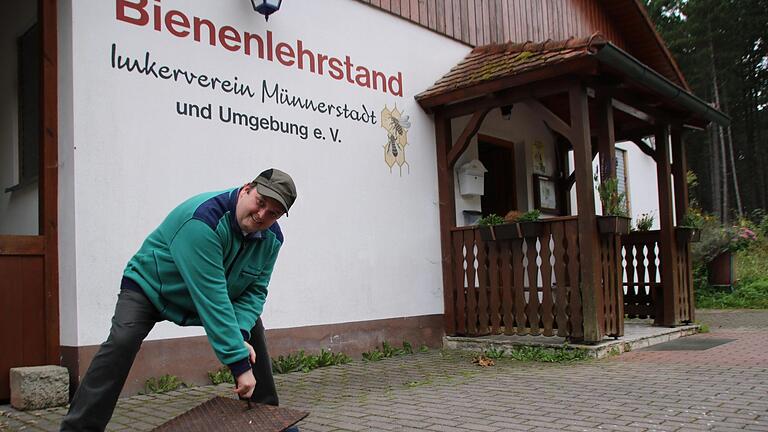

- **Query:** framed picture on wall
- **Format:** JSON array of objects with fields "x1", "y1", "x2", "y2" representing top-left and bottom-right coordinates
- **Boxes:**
[{"x1": 533, "y1": 175, "x2": 559, "y2": 214}]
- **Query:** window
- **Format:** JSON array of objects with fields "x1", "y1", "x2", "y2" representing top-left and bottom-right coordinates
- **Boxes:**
[
  {"x1": 8, "y1": 22, "x2": 41, "y2": 192},
  {"x1": 616, "y1": 148, "x2": 630, "y2": 214}
]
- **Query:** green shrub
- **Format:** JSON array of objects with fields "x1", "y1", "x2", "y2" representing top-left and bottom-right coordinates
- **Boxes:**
[
  {"x1": 697, "y1": 280, "x2": 768, "y2": 309},
  {"x1": 680, "y1": 210, "x2": 704, "y2": 229},
  {"x1": 142, "y1": 375, "x2": 185, "y2": 394}
]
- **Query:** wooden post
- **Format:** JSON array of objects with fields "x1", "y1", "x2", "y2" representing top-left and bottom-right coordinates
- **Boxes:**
[
  {"x1": 595, "y1": 90, "x2": 624, "y2": 337},
  {"x1": 569, "y1": 84, "x2": 604, "y2": 343},
  {"x1": 434, "y1": 113, "x2": 458, "y2": 335},
  {"x1": 671, "y1": 126, "x2": 695, "y2": 322},
  {"x1": 41, "y1": 0, "x2": 60, "y2": 366},
  {"x1": 596, "y1": 91, "x2": 616, "y2": 186},
  {"x1": 671, "y1": 126, "x2": 689, "y2": 224},
  {"x1": 655, "y1": 125, "x2": 680, "y2": 326}
]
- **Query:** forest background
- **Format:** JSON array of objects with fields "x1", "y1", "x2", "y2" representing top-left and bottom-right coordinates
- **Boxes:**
[{"x1": 643, "y1": 0, "x2": 768, "y2": 308}]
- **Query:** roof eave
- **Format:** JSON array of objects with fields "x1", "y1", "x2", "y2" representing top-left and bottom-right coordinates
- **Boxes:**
[
  {"x1": 415, "y1": 56, "x2": 598, "y2": 113},
  {"x1": 594, "y1": 43, "x2": 730, "y2": 127}
]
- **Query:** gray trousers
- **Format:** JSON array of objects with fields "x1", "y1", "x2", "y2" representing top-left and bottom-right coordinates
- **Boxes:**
[{"x1": 60, "y1": 289, "x2": 279, "y2": 431}]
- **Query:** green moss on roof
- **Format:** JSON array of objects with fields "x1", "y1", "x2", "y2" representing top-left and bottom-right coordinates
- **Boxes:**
[{"x1": 512, "y1": 51, "x2": 534, "y2": 63}]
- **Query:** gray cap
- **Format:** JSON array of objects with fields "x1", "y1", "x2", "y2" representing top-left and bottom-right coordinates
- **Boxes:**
[{"x1": 254, "y1": 168, "x2": 297, "y2": 215}]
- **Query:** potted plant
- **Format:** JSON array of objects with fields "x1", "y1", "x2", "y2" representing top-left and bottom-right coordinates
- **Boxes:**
[
  {"x1": 676, "y1": 210, "x2": 703, "y2": 243},
  {"x1": 477, "y1": 210, "x2": 543, "y2": 241},
  {"x1": 632, "y1": 212, "x2": 654, "y2": 232},
  {"x1": 595, "y1": 174, "x2": 630, "y2": 234},
  {"x1": 494, "y1": 209, "x2": 543, "y2": 239},
  {"x1": 477, "y1": 213, "x2": 505, "y2": 241}
]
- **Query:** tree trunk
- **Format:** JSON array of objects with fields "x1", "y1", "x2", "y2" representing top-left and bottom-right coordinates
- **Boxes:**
[{"x1": 709, "y1": 34, "x2": 728, "y2": 223}]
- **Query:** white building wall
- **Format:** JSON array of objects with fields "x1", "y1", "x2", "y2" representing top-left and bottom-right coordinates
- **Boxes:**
[
  {"x1": 0, "y1": 0, "x2": 38, "y2": 235},
  {"x1": 62, "y1": 0, "x2": 469, "y2": 346}
]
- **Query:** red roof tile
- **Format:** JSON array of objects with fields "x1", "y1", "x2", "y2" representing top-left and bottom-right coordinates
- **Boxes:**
[{"x1": 416, "y1": 33, "x2": 607, "y2": 104}]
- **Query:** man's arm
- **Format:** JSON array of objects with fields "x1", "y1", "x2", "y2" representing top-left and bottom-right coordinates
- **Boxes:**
[
  {"x1": 168, "y1": 219, "x2": 250, "y2": 373},
  {"x1": 232, "y1": 242, "x2": 280, "y2": 334}
]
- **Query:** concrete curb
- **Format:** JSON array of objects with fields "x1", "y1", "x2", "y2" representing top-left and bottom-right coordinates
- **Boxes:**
[{"x1": 443, "y1": 323, "x2": 701, "y2": 359}]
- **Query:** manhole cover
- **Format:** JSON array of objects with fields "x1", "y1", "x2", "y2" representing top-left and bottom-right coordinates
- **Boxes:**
[
  {"x1": 152, "y1": 396, "x2": 308, "y2": 432},
  {"x1": 641, "y1": 338, "x2": 736, "y2": 351}
]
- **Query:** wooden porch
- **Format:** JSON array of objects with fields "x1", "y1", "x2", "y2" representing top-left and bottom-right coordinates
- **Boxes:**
[
  {"x1": 416, "y1": 35, "x2": 727, "y2": 343},
  {"x1": 448, "y1": 225, "x2": 696, "y2": 340}
]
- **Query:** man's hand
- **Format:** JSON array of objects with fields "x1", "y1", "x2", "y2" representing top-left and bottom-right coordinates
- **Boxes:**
[
  {"x1": 234, "y1": 342, "x2": 258, "y2": 399},
  {"x1": 235, "y1": 369, "x2": 256, "y2": 399}
]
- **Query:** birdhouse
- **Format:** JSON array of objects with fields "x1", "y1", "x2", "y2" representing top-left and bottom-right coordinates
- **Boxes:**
[{"x1": 457, "y1": 160, "x2": 487, "y2": 197}]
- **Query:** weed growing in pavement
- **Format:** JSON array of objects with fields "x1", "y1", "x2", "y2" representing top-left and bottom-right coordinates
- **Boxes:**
[
  {"x1": 142, "y1": 374, "x2": 186, "y2": 394},
  {"x1": 697, "y1": 322, "x2": 711, "y2": 333},
  {"x1": 362, "y1": 341, "x2": 415, "y2": 362},
  {"x1": 271, "y1": 349, "x2": 351, "y2": 374},
  {"x1": 405, "y1": 378, "x2": 433, "y2": 388},
  {"x1": 207, "y1": 367, "x2": 234, "y2": 385},
  {"x1": 506, "y1": 345, "x2": 589, "y2": 362},
  {"x1": 483, "y1": 346, "x2": 506, "y2": 359},
  {"x1": 419, "y1": 344, "x2": 429, "y2": 353}
]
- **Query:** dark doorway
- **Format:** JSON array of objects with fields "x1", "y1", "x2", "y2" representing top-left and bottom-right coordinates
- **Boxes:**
[
  {"x1": 478, "y1": 134, "x2": 517, "y2": 218},
  {"x1": 0, "y1": 0, "x2": 59, "y2": 402}
]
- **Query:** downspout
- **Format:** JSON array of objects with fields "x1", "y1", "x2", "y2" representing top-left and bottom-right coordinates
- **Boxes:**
[{"x1": 593, "y1": 43, "x2": 731, "y2": 127}]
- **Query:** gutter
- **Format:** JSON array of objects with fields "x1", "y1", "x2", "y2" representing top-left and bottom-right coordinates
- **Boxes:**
[{"x1": 594, "y1": 43, "x2": 730, "y2": 126}]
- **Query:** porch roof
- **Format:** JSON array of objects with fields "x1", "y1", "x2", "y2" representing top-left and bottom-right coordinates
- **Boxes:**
[{"x1": 415, "y1": 33, "x2": 729, "y2": 128}]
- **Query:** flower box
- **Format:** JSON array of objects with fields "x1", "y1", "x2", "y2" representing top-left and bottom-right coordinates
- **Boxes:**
[
  {"x1": 596, "y1": 216, "x2": 631, "y2": 235},
  {"x1": 675, "y1": 227, "x2": 701, "y2": 243},
  {"x1": 479, "y1": 222, "x2": 543, "y2": 241}
]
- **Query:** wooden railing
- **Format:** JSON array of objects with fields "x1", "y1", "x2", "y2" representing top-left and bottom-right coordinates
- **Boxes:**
[
  {"x1": 448, "y1": 217, "x2": 624, "y2": 339},
  {"x1": 600, "y1": 231, "x2": 624, "y2": 337},
  {"x1": 621, "y1": 231, "x2": 659, "y2": 319},
  {"x1": 621, "y1": 230, "x2": 695, "y2": 323}
]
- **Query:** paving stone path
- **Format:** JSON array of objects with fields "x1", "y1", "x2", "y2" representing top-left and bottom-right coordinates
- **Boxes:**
[{"x1": 2, "y1": 310, "x2": 767, "y2": 431}]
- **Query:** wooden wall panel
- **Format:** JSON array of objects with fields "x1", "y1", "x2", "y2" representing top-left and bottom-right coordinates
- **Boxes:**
[
  {"x1": 361, "y1": 0, "x2": 627, "y2": 49},
  {"x1": 0, "y1": 256, "x2": 47, "y2": 400}
]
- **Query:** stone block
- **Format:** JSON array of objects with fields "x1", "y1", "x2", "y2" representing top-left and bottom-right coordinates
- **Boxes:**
[{"x1": 10, "y1": 365, "x2": 69, "y2": 410}]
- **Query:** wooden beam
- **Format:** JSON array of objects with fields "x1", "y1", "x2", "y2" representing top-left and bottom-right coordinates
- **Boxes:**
[
  {"x1": 41, "y1": 0, "x2": 61, "y2": 367},
  {"x1": 655, "y1": 125, "x2": 680, "y2": 326},
  {"x1": 569, "y1": 84, "x2": 604, "y2": 343},
  {"x1": 434, "y1": 113, "x2": 457, "y2": 335},
  {"x1": 631, "y1": 139, "x2": 657, "y2": 162},
  {"x1": 565, "y1": 143, "x2": 599, "y2": 189},
  {"x1": 596, "y1": 89, "x2": 617, "y2": 184},
  {"x1": 438, "y1": 78, "x2": 573, "y2": 120},
  {"x1": 611, "y1": 98, "x2": 655, "y2": 124},
  {"x1": 527, "y1": 99, "x2": 573, "y2": 141},
  {"x1": 447, "y1": 108, "x2": 491, "y2": 168}
]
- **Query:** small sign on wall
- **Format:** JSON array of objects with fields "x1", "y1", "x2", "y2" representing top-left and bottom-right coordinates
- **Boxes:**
[{"x1": 533, "y1": 174, "x2": 559, "y2": 214}]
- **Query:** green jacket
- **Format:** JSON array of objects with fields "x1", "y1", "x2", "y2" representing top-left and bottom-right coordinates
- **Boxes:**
[{"x1": 123, "y1": 188, "x2": 283, "y2": 369}]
